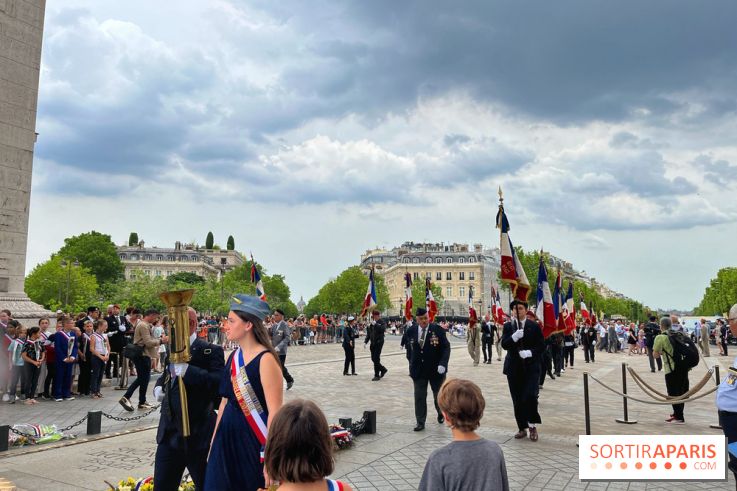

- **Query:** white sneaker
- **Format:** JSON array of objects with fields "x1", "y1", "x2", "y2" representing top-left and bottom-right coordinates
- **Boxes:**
[
  {"x1": 55, "y1": 398, "x2": 63, "y2": 402},
  {"x1": 1, "y1": 393, "x2": 8, "y2": 402}
]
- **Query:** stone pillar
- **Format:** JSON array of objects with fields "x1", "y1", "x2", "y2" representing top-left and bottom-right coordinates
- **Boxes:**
[{"x1": 0, "y1": 0, "x2": 51, "y2": 323}]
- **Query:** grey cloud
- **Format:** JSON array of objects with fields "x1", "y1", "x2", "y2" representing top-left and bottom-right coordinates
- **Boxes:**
[{"x1": 695, "y1": 155, "x2": 737, "y2": 187}]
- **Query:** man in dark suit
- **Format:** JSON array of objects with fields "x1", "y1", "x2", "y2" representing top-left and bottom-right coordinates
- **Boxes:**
[
  {"x1": 105, "y1": 304, "x2": 129, "y2": 379},
  {"x1": 364, "y1": 310, "x2": 388, "y2": 381},
  {"x1": 153, "y1": 307, "x2": 224, "y2": 491},
  {"x1": 406, "y1": 307, "x2": 451, "y2": 432},
  {"x1": 501, "y1": 299, "x2": 545, "y2": 442}
]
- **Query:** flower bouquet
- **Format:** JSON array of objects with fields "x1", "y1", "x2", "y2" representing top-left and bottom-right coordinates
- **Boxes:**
[
  {"x1": 105, "y1": 476, "x2": 195, "y2": 491},
  {"x1": 330, "y1": 424, "x2": 353, "y2": 450}
]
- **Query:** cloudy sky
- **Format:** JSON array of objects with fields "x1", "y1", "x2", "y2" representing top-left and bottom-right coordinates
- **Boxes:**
[{"x1": 28, "y1": 0, "x2": 737, "y2": 310}]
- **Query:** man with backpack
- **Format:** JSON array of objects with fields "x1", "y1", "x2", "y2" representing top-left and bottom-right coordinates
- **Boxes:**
[{"x1": 653, "y1": 316, "x2": 700, "y2": 424}]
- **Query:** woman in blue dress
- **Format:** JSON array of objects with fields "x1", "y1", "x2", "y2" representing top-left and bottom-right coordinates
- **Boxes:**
[{"x1": 205, "y1": 294, "x2": 283, "y2": 491}]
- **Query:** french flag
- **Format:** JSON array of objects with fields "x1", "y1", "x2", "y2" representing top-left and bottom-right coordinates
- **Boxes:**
[
  {"x1": 535, "y1": 256, "x2": 557, "y2": 338},
  {"x1": 425, "y1": 278, "x2": 438, "y2": 322},
  {"x1": 553, "y1": 269, "x2": 566, "y2": 334},
  {"x1": 468, "y1": 285, "x2": 477, "y2": 322},
  {"x1": 496, "y1": 200, "x2": 530, "y2": 301},
  {"x1": 495, "y1": 288, "x2": 504, "y2": 323},
  {"x1": 580, "y1": 295, "x2": 591, "y2": 325},
  {"x1": 250, "y1": 255, "x2": 266, "y2": 301},
  {"x1": 404, "y1": 272, "x2": 413, "y2": 321},
  {"x1": 360, "y1": 267, "x2": 377, "y2": 317},
  {"x1": 564, "y1": 281, "x2": 576, "y2": 334}
]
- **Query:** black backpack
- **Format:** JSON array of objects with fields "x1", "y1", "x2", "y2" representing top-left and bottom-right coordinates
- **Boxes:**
[{"x1": 667, "y1": 331, "x2": 700, "y2": 371}]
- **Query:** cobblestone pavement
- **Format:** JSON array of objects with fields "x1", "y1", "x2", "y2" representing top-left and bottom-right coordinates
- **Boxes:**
[{"x1": 1, "y1": 336, "x2": 734, "y2": 489}]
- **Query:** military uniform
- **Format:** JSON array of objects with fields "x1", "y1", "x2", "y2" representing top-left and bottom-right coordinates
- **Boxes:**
[
  {"x1": 154, "y1": 333, "x2": 224, "y2": 491},
  {"x1": 364, "y1": 313, "x2": 388, "y2": 380},
  {"x1": 501, "y1": 304, "x2": 545, "y2": 439},
  {"x1": 467, "y1": 320, "x2": 481, "y2": 366},
  {"x1": 406, "y1": 309, "x2": 451, "y2": 431}
]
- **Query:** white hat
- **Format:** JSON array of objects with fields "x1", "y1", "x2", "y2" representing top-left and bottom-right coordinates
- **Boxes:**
[{"x1": 347, "y1": 316, "x2": 355, "y2": 321}]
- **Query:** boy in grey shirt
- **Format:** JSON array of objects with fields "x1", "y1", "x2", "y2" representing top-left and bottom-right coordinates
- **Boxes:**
[{"x1": 419, "y1": 379, "x2": 509, "y2": 491}]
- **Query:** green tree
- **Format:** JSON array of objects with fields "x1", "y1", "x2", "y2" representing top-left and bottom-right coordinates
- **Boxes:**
[
  {"x1": 128, "y1": 232, "x2": 139, "y2": 246},
  {"x1": 167, "y1": 272, "x2": 205, "y2": 285},
  {"x1": 410, "y1": 279, "x2": 444, "y2": 316},
  {"x1": 695, "y1": 267, "x2": 737, "y2": 316},
  {"x1": 227, "y1": 236, "x2": 235, "y2": 251},
  {"x1": 304, "y1": 266, "x2": 392, "y2": 316},
  {"x1": 205, "y1": 231, "x2": 214, "y2": 250},
  {"x1": 58, "y1": 231, "x2": 124, "y2": 285},
  {"x1": 105, "y1": 272, "x2": 168, "y2": 311},
  {"x1": 25, "y1": 256, "x2": 99, "y2": 312}
]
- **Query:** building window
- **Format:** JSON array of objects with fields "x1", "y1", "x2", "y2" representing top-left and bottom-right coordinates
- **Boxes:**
[
  {"x1": 144, "y1": 270, "x2": 151, "y2": 276},
  {"x1": 167, "y1": 255, "x2": 174, "y2": 261},
  {"x1": 180, "y1": 256, "x2": 188, "y2": 262},
  {"x1": 435, "y1": 258, "x2": 442, "y2": 264},
  {"x1": 166, "y1": 271, "x2": 172, "y2": 276},
  {"x1": 413, "y1": 272, "x2": 419, "y2": 280},
  {"x1": 130, "y1": 254, "x2": 139, "y2": 260},
  {"x1": 144, "y1": 254, "x2": 152, "y2": 260},
  {"x1": 446, "y1": 257, "x2": 452, "y2": 263},
  {"x1": 459, "y1": 257, "x2": 466, "y2": 263},
  {"x1": 156, "y1": 255, "x2": 163, "y2": 261},
  {"x1": 436, "y1": 272, "x2": 442, "y2": 281},
  {"x1": 119, "y1": 254, "x2": 127, "y2": 260},
  {"x1": 191, "y1": 255, "x2": 198, "y2": 261},
  {"x1": 413, "y1": 258, "x2": 420, "y2": 264},
  {"x1": 459, "y1": 286, "x2": 465, "y2": 297},
  {"x1": 469, "y1": 257, "x2": 476, "y2": 263},
  {"x1": 459, "y1": 272, "x2": 465, "y2": 280},
  {"x1": 446, "y1": 287, "x2": 453, "y2": 297},
  {"x1": 469, "y1": 272, "x2": 475, "y2": 280},
  {"x1": 425, "y1": 257, "x2": 432, "y2": 263},
  {"x1": 426, "y1": 272, "x2": 431, "y2": 280},
  {"x1": 446, "y1": 272, "x2": 452, "y2": 280},
  {"x1": 155, "y1": 270, "x2": 162, "y2": 276},
  {"x1": 402, "y1": 257, "x2": 410, "y2": 264}
]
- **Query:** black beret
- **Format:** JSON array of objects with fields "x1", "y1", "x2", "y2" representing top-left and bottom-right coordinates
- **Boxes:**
[
  {"x1": 509, "y1": 299, "x2": 528, "y2": 310},
  {"x1": 415, "y1": 307, "x2": 428, "y2": 316}
]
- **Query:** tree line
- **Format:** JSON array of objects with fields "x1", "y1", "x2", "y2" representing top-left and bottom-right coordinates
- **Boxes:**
[{"x1": 695, "y1": 267, "x2": 737, "y2": 316}]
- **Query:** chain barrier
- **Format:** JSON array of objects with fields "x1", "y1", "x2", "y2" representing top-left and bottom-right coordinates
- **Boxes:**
[
  {"x1": 587, "y1": 372, "x2": 718, "y2": 405},
  {"x1": 100, "y1": 404, "x2": 161, "y2": 422}
]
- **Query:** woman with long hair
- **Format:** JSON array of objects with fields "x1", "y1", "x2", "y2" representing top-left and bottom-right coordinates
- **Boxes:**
[{"x1": 205, "y1": 294, "x2": 283, "y2": 491}]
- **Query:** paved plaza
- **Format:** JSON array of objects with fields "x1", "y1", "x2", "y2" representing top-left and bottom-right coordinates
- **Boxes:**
[{"x1": 1, "y1": 336, "x2": 734, "y2": 490}]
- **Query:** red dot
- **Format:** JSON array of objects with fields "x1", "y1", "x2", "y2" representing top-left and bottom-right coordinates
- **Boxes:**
[
  {"x1": 620, "y1": 462, "x2": 627, "y2": 469},
  {"x1": 635, "y1": 462, "x2": 643, "y2": 470},
  {"x1": 650, "y1": 462, "x2": 657, "y2": 469},
  {"x1": 665, "y1": 462, "x2": 672, "y2": 470},
  {"x1": 605, "y1": 462, "x2": 613, "y2": 469},
  {"x1": 680, "y1": 462, "x2": 687, "y2": 470}
]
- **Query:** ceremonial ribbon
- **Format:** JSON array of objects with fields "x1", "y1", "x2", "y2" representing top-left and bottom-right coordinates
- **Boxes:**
[
  {"x1": 230, "y1": 348, "x2": 269, "y2": 458},
  {"x1": 60, "y1": 330, "x2": 74, "y2": 358}
]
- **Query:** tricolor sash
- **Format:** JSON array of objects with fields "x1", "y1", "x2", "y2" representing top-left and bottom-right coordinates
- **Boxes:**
[
  {"x1": 230, "y1": 348, "x2": 269, "y2": 449},
  {"x1": 61, "y1": 330, "x2": 74, "y2": 358},
  {"x1": 327, "y1": 479, "x2": 346, "y2": 491}
]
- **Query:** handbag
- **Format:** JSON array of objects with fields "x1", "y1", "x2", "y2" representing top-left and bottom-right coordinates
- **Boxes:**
[{"x1": 123, "y1": 342, "x2": 144, "y2": 360}]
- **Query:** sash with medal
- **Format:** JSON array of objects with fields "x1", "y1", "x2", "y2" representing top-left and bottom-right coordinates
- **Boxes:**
[
  {"x1": 230, "y1": 348, "x2": 269, "y2": 462},
  {"x1": 25, "y1": 339, "x2": 40, "y2": 361},
  {"x1": 93, "y1": 333, "x2": 107, "y2": 356},
  {"x1": 61, "y1": 330, "x2": 75, "y2": 359}
]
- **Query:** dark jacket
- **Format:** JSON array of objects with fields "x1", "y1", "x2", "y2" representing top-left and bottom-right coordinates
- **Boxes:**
[
  {"x1": 365, "y1": 319, "x2": 386, "y2": 346},
  {"x1": 105, "y1": 315, "x2": 129, "y2": 352},
  {"x1": 501, "y1": 318, "x2": 545, "y2": 376},
  {"x1": 406, "y1": 322, "x2": 451, "y2": 380},
  {"x1": 343, "y1": 324, "x2": 357, "y2": 348},
  {"x1": 481, "y1": 322, "x2": 492, "y2": 339},
  {"x1": 155, "y1": 338, "x2": 224, "y2": 450},
  {"x1": 644, "y1": 322, "x2": 660, "y2": 349}
]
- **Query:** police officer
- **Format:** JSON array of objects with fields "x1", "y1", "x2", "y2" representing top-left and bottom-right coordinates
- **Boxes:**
[
  {"x1": 406, "y1": 307, "x2": 451, "y2": 431},
  {"x1": 342, "y1": 316, "x2": 358, "y2": 376},
  {"x1": 501, "y1": 299, "x2": 544, "y2": 441},
  {"x1": 364, "y1": 310, "x2": 388, "y2": 381},
  {"x1": 153, "y1": 307, "x2": 224, "y2": 491},
  {"x1": 717, "y1": 303, "x2": 737, "y2": 482}
]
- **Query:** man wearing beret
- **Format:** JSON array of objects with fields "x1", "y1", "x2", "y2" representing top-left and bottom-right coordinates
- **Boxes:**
[
  {"x1": 501, "y1": 298, "x2": 545, "y2": 441},
  {"x1": 271, "y1": 308, "x2": 294, "y2": 390},
  {"x1": 406, "y1": 307, "x2": 451, "y2": 431}
]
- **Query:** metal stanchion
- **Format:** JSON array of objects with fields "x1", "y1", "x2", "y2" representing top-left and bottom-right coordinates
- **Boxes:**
[
  {"x1": 710, "y1": 365, "x2": 723, "y2": 430},
  {"x1": 583, "y1": 372, "x2": 591, "y2": 436},
  {"x1": 115, "y1": 352, "x2": 128, "y2": 390},
  {"x1": 87, "y1": 410, "x2": 102, "y2": 435},
  {"x1": 339, "y1": 418, "x2": 352, "y2": 429},
  {"x1": 0, "y1": 425, "x2": 9, "y2": 452},
  {"x1": 615, "y1": 362, "x2": 637, "y2": 424}
]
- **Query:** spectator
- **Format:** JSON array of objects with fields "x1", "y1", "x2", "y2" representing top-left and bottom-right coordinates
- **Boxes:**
[
  {"x1": 42, "y1": 319, "x2": 62, "y2": 399},
  {"x1": 2, "y1": 320, "x2": 17, "y2": 401},
  {"x1": 644, "y1": 316, "x2": 662, "y2": 372},
  {"x1": 119, "y1": 309, "x2": 167, "y2": 412},
  {"x1": 7, "y1": 322, "x2": 26, "y2": 403},
  {"x1": 90, "y1": 319, "x2": 110, "y2": 398},
  {"x1": 21, "y1": 326, "x2": 43, "y2": 405},
  {"x1": 419, "y1": 379, "x2": 509, "y2": 491},
  {"x1": 263, "y1": 399, "x2": 352, "y2": 491},
  {"x1": 653, "y1": 316, "x2": 688, "y2": 424}
]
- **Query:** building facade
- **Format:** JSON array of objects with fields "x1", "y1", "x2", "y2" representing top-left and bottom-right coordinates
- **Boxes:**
[
  {"x1": 117, "y1": 241, "x2": 244, "y2": 280},
  {"x1": 361, "y1": 242, "x2": 501, "y2": 318}
]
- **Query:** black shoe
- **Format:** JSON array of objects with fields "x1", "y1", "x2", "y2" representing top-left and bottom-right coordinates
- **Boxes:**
[
  {"x1": 371, "y1": 376, "x2": 381, "y2": 381},
  {"x1": 351, "y1": 373, "x2": 358, "y2": 376},
  {"x1": 380, "y1": 367, "x2": 388, "y2": 378},
  {"x1": 539, "y1": 385, "x2": 544, "y2": 390},
  {"x1": 287, "y1": 381, "x2": 294, "y2": 390},
  {"x1": 413, "y1": 424, "x2": 425, "y2": 432},
  {"x1": 343, "y1": 373, "x2": 348, "y2": 376},
  {"x1": 437, "y1": 414, "x2": 444, "y2": 424},
  {"x1": 548, "y1": 372, "x2": 555, "y2": 380}
]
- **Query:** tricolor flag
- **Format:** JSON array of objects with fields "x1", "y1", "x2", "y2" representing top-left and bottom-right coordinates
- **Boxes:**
[
  {"x1": 564, "y1": 281, "x2": 576, "y2": 334},
  {"x1": 250, "y1": 255, "x2": 266, "y2": 301},
  {"x1": 495, "y1": 288, "x2": 504, "y2": 323},
  {"x1": 425, "y1": 278, "x2": 438, "y2": 322},
  {"x1": 360, "y1": 266, "x2": 377, "y2": 317},
  {"x1": 580, "y1": 295, "x2": 591, "y2": 325},
  {"x1": 403, "y1": 272, "x2": 413, "y2": 322},
  {"x1": 468, "y1": 285, "x2": 477, "y2": 322},
  {"x1": 553, "y1": 269, "x2": 567, "y2": 334},
  {"x1": 496, "y1": 196, "x2": 531, "y2": 301},
  {"x1": 535, "y1": 255, "x2": 557, "y2": 338}
]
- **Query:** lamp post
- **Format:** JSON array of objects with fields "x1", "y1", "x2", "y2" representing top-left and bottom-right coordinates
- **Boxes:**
[{"x1": 60, "y1": 258, "x2": 79, "y2": 312}]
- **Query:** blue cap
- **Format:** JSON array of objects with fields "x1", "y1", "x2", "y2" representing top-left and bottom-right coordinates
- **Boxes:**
[{"x1": 229, "y1": 294, "x2": 271, "y2": 321}]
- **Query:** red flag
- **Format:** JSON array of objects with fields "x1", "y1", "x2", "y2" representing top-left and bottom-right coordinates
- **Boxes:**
[
  {"x1": 496, "y1": 195, "x2": 531, "y2": 301},
  {"x1": 425, "y1": 278, "x2": 438, "y2": 322},
  {"x1": 535, "y1": 256, "x2": 557, "y2": 338},
  {"x1": 403, "y1": 272, "x2": 413, "y2": 321}
]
